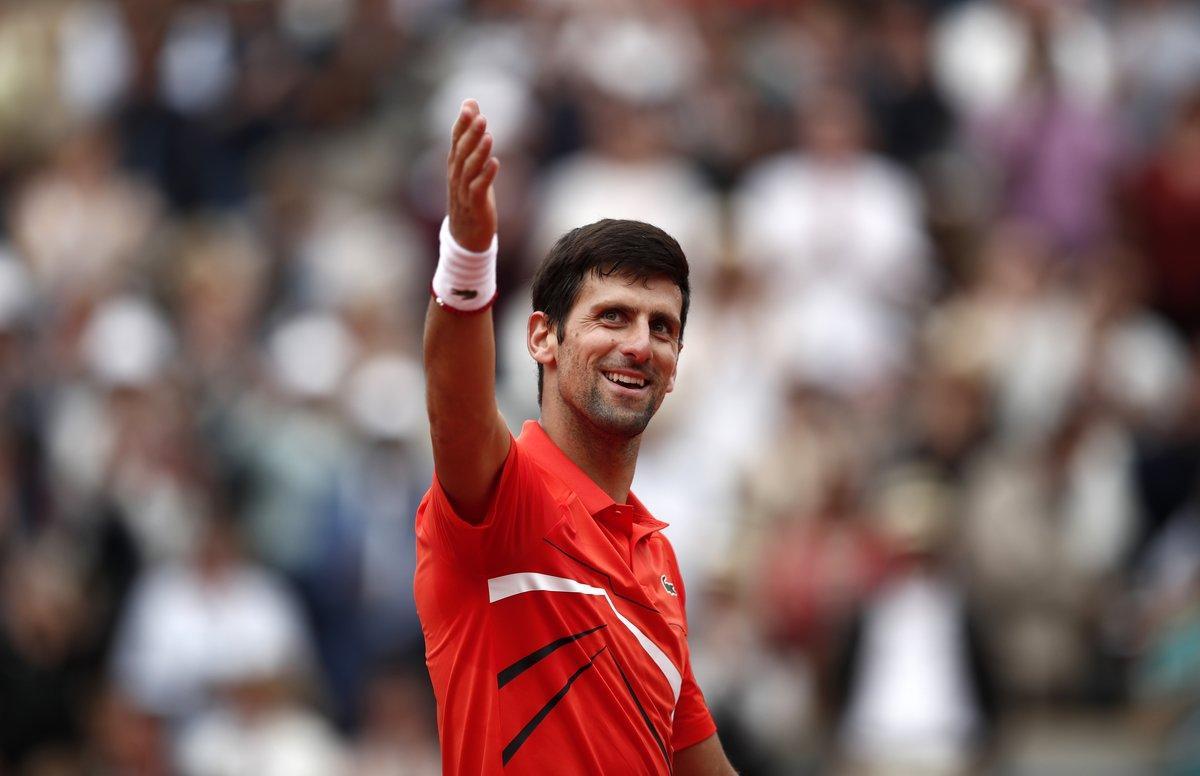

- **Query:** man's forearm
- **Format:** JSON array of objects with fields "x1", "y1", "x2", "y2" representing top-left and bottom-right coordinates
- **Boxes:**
[
  {"x1": 424, "y1": 298, "x2": 510, "y2": 521},
  {"x1": 674, "y1": 734, "x2": 738, "y2": 776}
]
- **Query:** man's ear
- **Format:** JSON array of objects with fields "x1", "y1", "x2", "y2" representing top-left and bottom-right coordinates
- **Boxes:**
[{"x1": 527, "y1": 311, "x2": 557, "y2": 367}]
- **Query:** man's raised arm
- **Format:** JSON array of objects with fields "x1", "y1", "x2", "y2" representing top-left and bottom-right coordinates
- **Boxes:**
[{"x1": 424, "y1": 99, "x2": 510, "y2": 524}]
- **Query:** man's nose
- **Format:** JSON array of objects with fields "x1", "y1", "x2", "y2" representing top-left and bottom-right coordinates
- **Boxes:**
[{"x1": 620, "y1": 321, "x2": 652, "y2": 363}]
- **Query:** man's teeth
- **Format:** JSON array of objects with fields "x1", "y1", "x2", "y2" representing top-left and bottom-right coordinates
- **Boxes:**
[{"x1": 604, "y1": 371, "x2": 646, "y2": 388}]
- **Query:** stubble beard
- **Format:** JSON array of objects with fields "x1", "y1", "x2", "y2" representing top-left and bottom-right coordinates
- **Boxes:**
[{"x1": 577, "y1": 376, "x2": 661, "y2": 439}]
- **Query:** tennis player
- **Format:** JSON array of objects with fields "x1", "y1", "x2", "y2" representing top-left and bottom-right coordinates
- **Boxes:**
[{"x1": 415, "y1": 99, "x2": 736, "y2": 775}]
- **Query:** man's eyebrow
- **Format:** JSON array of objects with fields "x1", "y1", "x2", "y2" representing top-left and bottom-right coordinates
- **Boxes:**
[{"x1": 592, "y1": 301, "x2": 635, "y2": 316}]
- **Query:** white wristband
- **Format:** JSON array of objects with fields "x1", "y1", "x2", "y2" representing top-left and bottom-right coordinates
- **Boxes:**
[{"x1": 431, "y1": 216, "x2": 498, "y2": 313}]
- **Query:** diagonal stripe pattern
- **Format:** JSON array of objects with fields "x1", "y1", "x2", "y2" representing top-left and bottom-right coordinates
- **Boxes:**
[
  {"x1": 497, "y1": 624, "x2": 608, "y2": 689},
  {"x1": 501, "y1": 645, "x2": 608, "y2": 766}
]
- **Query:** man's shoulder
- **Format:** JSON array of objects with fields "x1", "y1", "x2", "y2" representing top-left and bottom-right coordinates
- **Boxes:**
[
  {"x1": 514, "y1": 437, "x2": 580, "y2": 512},
  {"x1": 417, "y1": 434, "x2": 569, "y2": 523}
]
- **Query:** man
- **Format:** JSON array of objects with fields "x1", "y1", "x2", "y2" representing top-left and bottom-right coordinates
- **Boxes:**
[{"x1": 415, "y1": 99, "x2": 736, "y2": 775}]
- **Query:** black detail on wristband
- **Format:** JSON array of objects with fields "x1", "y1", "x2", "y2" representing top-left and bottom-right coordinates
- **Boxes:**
[{"x1": 430, "y1": 285, "x2": 497, "y2": 314}]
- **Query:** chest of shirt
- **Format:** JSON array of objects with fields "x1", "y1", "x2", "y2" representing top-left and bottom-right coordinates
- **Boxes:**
[{"x1": 485, "y1": 494, "x2": 689, "y2": 730}]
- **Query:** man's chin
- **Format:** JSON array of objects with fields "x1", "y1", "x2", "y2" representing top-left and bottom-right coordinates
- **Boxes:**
[
  {"x1": 567, "y1": 383, "x2": 662, "y2": 438},
  {"x1": 602, "y1": 416, "x2": 652, "y2": 438},
  {"x1": 589, "y1": 401, "x2": 658, "y2": 438}
]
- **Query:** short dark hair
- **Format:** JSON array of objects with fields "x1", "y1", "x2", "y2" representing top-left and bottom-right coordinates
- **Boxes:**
[{"x1": 530, "y1": 219, "x2": 690, "y2": 405}]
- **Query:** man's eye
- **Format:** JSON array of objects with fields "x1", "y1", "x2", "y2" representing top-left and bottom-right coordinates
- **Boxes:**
[{"x1": 601, "y1": 310, "x2": 621, "y2": 322}]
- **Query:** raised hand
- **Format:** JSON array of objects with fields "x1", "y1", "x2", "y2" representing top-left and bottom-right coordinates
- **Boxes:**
[{"x1": 447, "y1": 99, "x2": 500, "y2": 252}]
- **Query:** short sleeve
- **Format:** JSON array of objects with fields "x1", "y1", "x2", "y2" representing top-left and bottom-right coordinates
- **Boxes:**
[
  {"x1": 417, "y1": 436, "x2": 561, "y2": 575},
  {"x1": 668, "y1": 549, "x2": 717, "y2": 752},
  {"x1": 671, "y1": 658, "x2": 718, "y2": 752}
]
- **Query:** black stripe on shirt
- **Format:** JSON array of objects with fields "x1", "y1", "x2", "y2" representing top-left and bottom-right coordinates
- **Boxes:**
[
  {"x1": 497, "y1": 624, "x2": 608, "y2": 689},
  {"x1": 607, "y1": 648, "x2": 672, "y2": 771},
  {"x1": 502, "y1": 645, "x2": 608, "y2": 766}
]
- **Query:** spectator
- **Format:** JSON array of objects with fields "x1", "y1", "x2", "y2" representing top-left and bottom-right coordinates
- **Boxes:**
[
  {"x1": 970, "y1": 12, "x2": 1122, "y2": 257},
  {"x1": 933, "y1": 0, "x2": 1114, "y2": 119},
  {"x1": 0, "y1": 537, "x2": 95, "y2": 772},
  {"x1": 734, "y1": 86, "x2": 930, "y2": 402},
  {"x1": 346, "y1": 663, "x2": 440, "y2": 776},
  {"x1": 1112, "y1": 0, "x2": 1200, "y2": 149},
  {"x1": 1123, "y1": 89, "x2": 1200, "y2": 339},
  {"x1": 111, "y1": 505, "x2": 314, "y2": 721},
  {"x1": 834, "y1": 467, "x2": 998, "y2": 774},
  {"x1": 82, "y1": 684, "x2": 171, "y2": 776},
  {"x1": 862, "y1": 0, "x2": 957, "y2": 170}
]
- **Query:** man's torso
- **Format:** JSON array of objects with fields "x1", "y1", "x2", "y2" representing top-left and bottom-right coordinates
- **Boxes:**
[{"x1": 414, "y1": 422, "x2": 704, "y2": 775}]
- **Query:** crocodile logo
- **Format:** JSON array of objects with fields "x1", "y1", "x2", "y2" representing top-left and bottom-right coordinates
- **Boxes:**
[{"x1": 660, "y1": 575, "x2": 677, "y2": 596}]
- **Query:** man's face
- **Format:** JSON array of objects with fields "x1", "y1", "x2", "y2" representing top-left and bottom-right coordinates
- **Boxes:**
[{"x1": 539, "y1": 273, "x2": 683, "y2": 438}]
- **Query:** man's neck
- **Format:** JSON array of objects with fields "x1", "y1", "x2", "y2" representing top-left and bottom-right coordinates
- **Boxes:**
[{"x1": 538, "y1": 412, "x2": 640, "y2": 504}]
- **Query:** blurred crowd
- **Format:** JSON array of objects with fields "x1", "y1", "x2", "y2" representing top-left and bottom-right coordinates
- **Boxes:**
[{"x1": 0, "y1": 0, "x2": 1198, "y2": 773}]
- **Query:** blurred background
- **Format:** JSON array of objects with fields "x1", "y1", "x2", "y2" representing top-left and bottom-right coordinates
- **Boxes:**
[{"x1": 0, "y1": 0, "x2": 1198, "y2": 773}]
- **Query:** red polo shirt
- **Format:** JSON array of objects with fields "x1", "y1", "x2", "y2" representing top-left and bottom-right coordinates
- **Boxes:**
[{"x1": 415, "y1": 420, "x2": 716, "y2": 774}]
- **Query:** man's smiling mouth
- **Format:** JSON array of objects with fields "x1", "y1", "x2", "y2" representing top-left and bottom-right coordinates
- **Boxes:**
[{"x1": 602, "y1": 371, "x2": 648, "y2": 389}]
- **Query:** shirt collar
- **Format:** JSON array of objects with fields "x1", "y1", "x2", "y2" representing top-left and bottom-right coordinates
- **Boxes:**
[{"x1": 518, "y1": 420, "x2": 669, "y2": 532}]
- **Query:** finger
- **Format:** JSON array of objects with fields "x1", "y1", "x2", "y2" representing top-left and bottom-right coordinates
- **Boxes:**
[
  {"x1": 467, "y1": 157, "x2": 500, "y2": 198},
  {"x1": 450, "y1": 100, "x2": 479, "y2": 148},
  {"x1": 458, "y1": 133, "x2": 494, "y2": 191},
  {"x1": 449, "y1": 114, "x2": 487, "y2": 183},
  {"x1": 450, "y1": 112, "x2": 483, "y2": 164}
]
